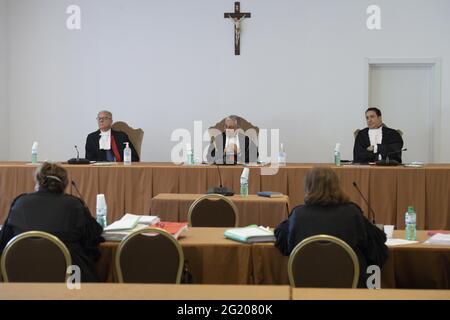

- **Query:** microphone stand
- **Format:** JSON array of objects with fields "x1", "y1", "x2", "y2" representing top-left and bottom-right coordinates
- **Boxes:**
[
  {"x1": 352, "y1": 182, "x2": 384, "y2": 231},
  {"x1": 206, "y1": 164, "x2": 234, "y2": 196},
  {"x1": 68, "y1": 145, "x2": 90, "y2": 164}
]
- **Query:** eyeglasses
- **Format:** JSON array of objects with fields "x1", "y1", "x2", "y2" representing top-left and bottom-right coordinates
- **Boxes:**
[{"x1": 96, "y1": 117, "x2": 111, "y2": 122}]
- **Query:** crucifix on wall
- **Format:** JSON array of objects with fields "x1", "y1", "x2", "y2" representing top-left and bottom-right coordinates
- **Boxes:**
[{"x1": 224, "y1": 2, "x2": 251, "y2": 55}]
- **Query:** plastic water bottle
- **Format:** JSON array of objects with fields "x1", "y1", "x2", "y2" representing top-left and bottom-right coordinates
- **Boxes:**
[
  {"x1": 123, "y1": 142, "x2": 131, "y2": 165},
  {"x1": 334, "y1": 143, "x2": 341, "y2": 166},
  {"x1": 96, "y1": 194, "x2": 108, "y2": 228},
  {"x1": 31, "y1": 142, "x2": 38, "y2": 164},
  {"x1": 405, "y1": 206, "x2": 416, "y2": 241},
  {"x1": 278, "y1": 143, "x2": 287, "y2": 166},
  {"x1": 240, "y1": 167, "x2": 249, "y2": 197},
  {"x1": 186, "y1": 144, "x2": 194, "y2": 165}
]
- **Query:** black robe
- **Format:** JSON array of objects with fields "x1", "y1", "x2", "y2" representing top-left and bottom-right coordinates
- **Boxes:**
[
  {"x1": 0, "y1": 190, "x2": 104, "y2": 282},
  {"x1": 206, "y1": 132, "x2": 258, "y2": 164},
  {"x1": 274, "y1": 202, "x2": 388, "y2": 288},
  {"x1": 85, "y1": 129, "x2": 140, "y2": 162},
  {"x1": 353, "y1": 126, "x2": 404, "y2": 163}
]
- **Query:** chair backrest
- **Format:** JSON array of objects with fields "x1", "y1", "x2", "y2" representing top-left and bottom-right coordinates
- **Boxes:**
[
  {"x1": 288, "y1": 235, "x2": 360, "y2": 288},
  {"x1": 111, "y1": 121, "x2": 144, "y2": 158},
  {"x1": 116, "y1": 228, "x2": 184, "y2": 283},
  {"x1": 0, "y1": 231, "x2": 72, "y2": 282},
  {"x1": 188, "y1": 194, "x2": 239, "y2": 227},
  {"x1": 208, "y1": 115, "x2": 259, "y2": 146}
]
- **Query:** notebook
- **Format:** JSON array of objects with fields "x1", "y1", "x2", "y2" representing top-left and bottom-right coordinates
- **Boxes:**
[
  {"x1": 257, "y1": 191, "x2": 283, "y2": 198},
  {"x1": 153, "y1": 222, "x2": 188, "y2": 240},
  {"x1": 224, "y1": 226, "x2": 276, "y2": 243}
]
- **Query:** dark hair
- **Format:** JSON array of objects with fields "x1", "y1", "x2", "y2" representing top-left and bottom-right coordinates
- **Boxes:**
[
  {"x1": 35, "y1": 162, "x2": 68, "y2": 193},
  {"x1": 304, "y1": 167, "x2": 350, "y2": 206},
  {"x1": 365, "y1": 107, "x2": 382, "y2": 117}
]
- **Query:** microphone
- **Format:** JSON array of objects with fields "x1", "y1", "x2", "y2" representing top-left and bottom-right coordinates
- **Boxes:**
[
  {"x1": 68, "y1": 145, "x2": 90, "y2": 164},
  {"x1": 376, "y1": 148, "x2": 407, "y2": 166},
  {"x1": 352, "y1": 181, "x2": 383, "y2": 230},
  {"x1": 206, "y1": 164, "x2": 234, "y2": 196}
]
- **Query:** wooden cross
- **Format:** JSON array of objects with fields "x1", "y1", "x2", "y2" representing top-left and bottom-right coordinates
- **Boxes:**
[{"x1": 224, "y1": 2, "x2": 251, "y2": 55}]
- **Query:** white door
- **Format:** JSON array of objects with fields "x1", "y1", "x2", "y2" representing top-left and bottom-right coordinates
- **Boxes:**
[{"x1": 369, "y1": 64, "x2": 433, "y2": 163}]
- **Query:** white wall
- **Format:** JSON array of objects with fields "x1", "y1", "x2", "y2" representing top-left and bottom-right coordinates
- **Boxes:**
[
  {"x1": 4, "y1": 0, "x2": 450, "y2": 162},
  {"x1": 0, "y1": 0, "x2": 9, "y2": 161}
]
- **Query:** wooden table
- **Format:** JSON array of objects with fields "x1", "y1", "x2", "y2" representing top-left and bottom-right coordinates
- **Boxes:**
[
  {"x1": 97, "y1": 229, "x2": 450, "y2": 289},
  {"x1": 291, "y1": 288, "x2": 450, "y2": 300},
  {"x1": 150, "y1": 193, "x2": 290, "y2": 227},
  {"x1": 1, "y1": 162, "x2": 449, "y2": 229},
  {"x1": 0, "y1": 283, "x2": 290, "y2": 300},
  {"x1": 1, "y1": 283, "x2": 448, "y2": 300}
]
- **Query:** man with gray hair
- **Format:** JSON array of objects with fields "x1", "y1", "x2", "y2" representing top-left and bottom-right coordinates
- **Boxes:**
[
  {"x1": 207, "y1": 115, "x2": 258, "y2": 164},
  {"x1": 85, "y1": 110, "x2": 139, "y2": 162}
]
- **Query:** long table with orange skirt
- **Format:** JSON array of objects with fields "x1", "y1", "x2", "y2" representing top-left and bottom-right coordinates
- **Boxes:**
[
  {"x1": 0, "y1": 162, "x2": 449, "y2": 229},
  {"x1": 96, "y1": 229, "x2": 450, "y2": 289}
]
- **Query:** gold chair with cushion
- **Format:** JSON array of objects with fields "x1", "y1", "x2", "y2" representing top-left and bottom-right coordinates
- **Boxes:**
[
  {"x1": 1, "y1": 231, "x2": 72, "y2": 282},
  {"x1": 188, "y1": 194, "x2": 239, "y2": 227},
  {"x1": 115, "y1": 228, "x2": 184, "y2": 283},
  {"x1": 111, "y1": 121, "x2": 144, "y2": 159},
  {"x1": 288, "y1": 234, "x2": 360, "y2": 288}
]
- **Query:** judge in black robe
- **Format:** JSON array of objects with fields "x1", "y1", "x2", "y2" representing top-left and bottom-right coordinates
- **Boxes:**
[
  {"x1": 206, "y1": 132, "x2": 258, "y2": 164},
  {"x1": 206, "y1": 116, "x2": 258, "y2": 164},
  {"x1": 85, "y1": 129, "x2": 139, "y2": 162},
  {"x1": 85, "y1": 110, "x2": 139, "y2": 162},
  {"x1": 0, "y1": 162, "x2": 104, "y2": 282},
  {"x1": 275, "y1": 167, "x2": 388, "y2": 288},
  {"x1": 353, "y1": 107, "x2": 404, "y2": 163}
]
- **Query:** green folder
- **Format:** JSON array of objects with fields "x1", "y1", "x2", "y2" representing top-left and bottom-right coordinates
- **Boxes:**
[{"x1": 224, "y1": 225, "x2": 276, "y2": 243}]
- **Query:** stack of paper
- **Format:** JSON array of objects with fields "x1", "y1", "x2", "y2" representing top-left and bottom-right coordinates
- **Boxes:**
[
  {"x1": 121, "y1": 213, "x2": 160, "y2": 225},
  {"x1": 425, "y1": 233, "x2": 450, "y2": 245},
  {"x1": 224, "y1": 226, "x2": 276, "y2": 243},
  {"x1": 103, "y1": 224, "x2": 149, "y2": 241},
  {"x1": 102, "y1": 214, "x2": 160, "y2": 241},
  {"x1": 385, "y1": 238, "x2": 419, "y2": 246},
  {"x1": 104, "y1": 216, "x2": 140, "y2": 232}
]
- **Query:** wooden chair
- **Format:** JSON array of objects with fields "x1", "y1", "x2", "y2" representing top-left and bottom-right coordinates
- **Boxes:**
[
  {"x1": 112, "y1": 121, "x2": 144, "y2": 158},
  {"x1": 1, "y1": 231, "x2": 72, "y2": 282},
  {"x1": 288, "y1": 235, "x2": 360, "y2": 288},
  {"x1": 188, "y1": 194, "x2": 239, "y2": 227}
]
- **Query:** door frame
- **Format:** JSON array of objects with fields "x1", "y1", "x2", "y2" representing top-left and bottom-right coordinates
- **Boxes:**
[{"x1": 363, "y1": 58, "x2": 442, "y2": 163}]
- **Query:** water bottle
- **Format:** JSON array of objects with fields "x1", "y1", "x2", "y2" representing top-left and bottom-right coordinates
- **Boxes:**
[
  {"x1": 123, "y1": 142, "x2": 132, "y2": 165},
  {"x1": 278, "y1": 143, "x2": 287, "y2": 166},
  {"x1": 31, "y1": 142, "x2": 38, "y2": 164},
  {"x1": 240, "y1": 167, "x2": 249, "y2": 197},
  {"x1": 186, "y1": 144, "x2": 194, "y2": 165},
  {"x1": 405, "y1": 206, "x2": 416, "y2": 241},
  {"x1": 334, "y1": 143, "x2": 341, "y2": 166},
  {"x1": 96, "y1": 194, "x2": 108, "y2": 228}
]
